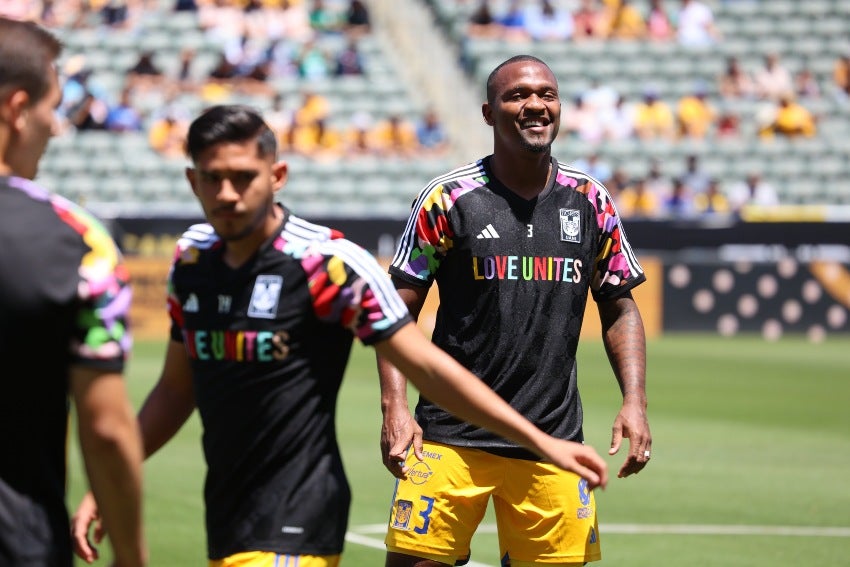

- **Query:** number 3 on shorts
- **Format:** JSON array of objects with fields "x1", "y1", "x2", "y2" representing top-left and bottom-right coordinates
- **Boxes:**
[{"x1": 414, "y1": 496, "x2": 435, "y2": 534}]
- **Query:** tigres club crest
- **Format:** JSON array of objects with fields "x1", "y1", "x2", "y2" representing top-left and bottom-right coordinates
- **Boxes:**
[
  {"x1": 391, "y1": 499, "x2": 414, "y2": 530},
  {"x1": 560, "y1": 209, "x2": 581, "y2": 243}
]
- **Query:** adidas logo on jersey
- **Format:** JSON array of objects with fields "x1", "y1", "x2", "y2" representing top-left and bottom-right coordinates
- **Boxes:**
[
  {"x1": 476, "y1": 223, "x2": 500, "y2": 239},
  {"x1": 183, "y1": 293, "x2": 199, "y2": 312}
]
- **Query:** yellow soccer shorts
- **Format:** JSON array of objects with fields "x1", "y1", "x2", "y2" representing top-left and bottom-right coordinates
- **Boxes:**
[
  {"x1": 209, "y1": 551, "x2": 340, "y2": 567},
  {"x1": 385, "y1": 441, "x2": 601, "y2": 566}
]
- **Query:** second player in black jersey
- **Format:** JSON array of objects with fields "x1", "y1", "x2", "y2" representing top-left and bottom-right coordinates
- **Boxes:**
[{"x1": 70, "y1": 105, "x2": 609, "y2": 567}]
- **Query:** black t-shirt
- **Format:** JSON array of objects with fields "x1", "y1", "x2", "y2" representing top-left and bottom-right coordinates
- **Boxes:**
[
  {"x1": 167, "y1": 207, "x2": 410, "y2": 558},
  {"x1": 0, "y1": 176, "x2": 129, "y2": 566},
  {"x1": 390, "y1": 156, "x2": 646, "y2": 459}
]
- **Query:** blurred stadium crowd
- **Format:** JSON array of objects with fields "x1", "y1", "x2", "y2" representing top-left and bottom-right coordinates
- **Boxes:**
[{"x1": 4, "y1": 0, "x2": 850, "y2": 220}]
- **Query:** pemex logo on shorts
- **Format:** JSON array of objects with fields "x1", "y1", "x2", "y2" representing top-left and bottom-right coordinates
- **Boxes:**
[{"x1": 560, "y1": 209, "x2": 581, "y2": 243}]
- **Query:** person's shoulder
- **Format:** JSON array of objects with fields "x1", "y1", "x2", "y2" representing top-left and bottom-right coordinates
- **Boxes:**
[
  {"x1": 22, "y1": 179, "x2": 118, "y2": 242},
  {"x1": 175, "y1": 222, "x2": 219, "y2": 258},
  {"x1": 404, "y1": 158, "x2": 483, "y2": 201},
  {"x1": 556, "y1": 158, "x2": 593, "y2": 182},
  {"x1": 287, "y1": 220, "x2": 385, "y2": 276},
  {"x1": 283, "y1": 211, "x2": 344, "y2": 244}
]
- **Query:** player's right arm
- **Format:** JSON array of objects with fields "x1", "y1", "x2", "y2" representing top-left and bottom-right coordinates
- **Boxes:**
[
  {"x1": 70, "y1": 366, "x2": 146, "y2": 567},
  {"x1": 72, "y1": 339, "x2": 196, "y2": 564},
  {"x1": 377, "y1": 278, "x2": 428, "y2": 479},
  {"x1": 375, "y1": 324, "x2": 608, "y2": 490}
]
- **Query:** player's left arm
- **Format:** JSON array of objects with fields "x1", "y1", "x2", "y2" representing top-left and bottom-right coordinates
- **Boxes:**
[{"x1": 598, "y1": 291, "x2": 652, "y2": 478}]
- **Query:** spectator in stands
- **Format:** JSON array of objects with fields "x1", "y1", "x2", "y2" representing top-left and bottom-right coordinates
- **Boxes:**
[
  {"x1": 605, "y1": 167, "x2": 632, "y2": 198},
  {"x1": 277, "y1": 0, "x2": 315, "y2": 43},
  {"x1": 572, "y1": 0, "x2": 607, "y2": 42},
  {"x1": 293, "y1": 88, "x2": 331, "y2": 130},
  {"x1": 335, "y1": 37, "x2": 366, "y2": 76},
  {"x1": 344, "y1": 110, "x2": 380, "y2": 158},
  {"x1": 758, "y1": 92, "x2": 817, "y2": 139},
  {"x1": 175, "y1": 47, "x2": 198, "y2": 90},
  {"x1": 267, "y1": 39, "x2": 300, "y2": 79},
  {"x1": 675, "y1": 0, "x2": 719, "y2": 48},
  {"x1": 296, "y1": 37, "x2": 332, "y2": 80},
  {"x1": 680, "y1": 153, "x2": 711, "y2": 194},
  {"x1": 599, "y1": 93, "x2": 635, "y2": 141},
  {"x1": 126, "y1": 49, "x2": 165, "y2": 92},
  {"x1": 560, "y1": 94, "x2": 604, "y2": 143},
  {"x1": 372, "y1": 113, "x2": 420, "y2": 160},
  {"x1": 830, "y1": 52, "x2": 850, "y2": 105},
  {"x1": 727, "y1": 172, "x2": 779, "y2": 214},
  {"x1": 693, "y1": 177, "x2": 731, "y2": 216},
  {"x1": 241, "y1": 58, "x2": 277, "y2": 97},
  {"x1": 584, "y1": 77, "x2": 619, "y2": 114},
  {"x1": 572, "y1": 152, "x2": 613, "y2": 184},
  {"x1": 148, "y1": 109, "x2": 190, "y2": 159},
  {"x1": 0, "y1": 0, "x2": 42, "y2": 20},
  {"x1": 633, "y1": 87, "x2": 675, "y2": 140},
  {"x1": 714, "y1": 108, "x2": 740, "y2": 138},
  {"x1": 644, "y1": 158, "x2": 672, "y2": 199},
  {"x1": 265, "y1": 92, "x2": 295, "y2": 151},
  {"x1": 198, "y1": 0, "x2": 245, "y2": 55},
  {"x1": 676, "y1": 81, "x2": 716, "y2": 139},
  {"x1": 497, "y1": 0, "x2": 530, "y2": 42},
  {"x1": 753, "y1": 53, "x2": 793, "y2": 101},
  {"x1": 105, "y1": 85, "x2": 144, "y2": 132},
  {"x1": 344, "y1": 0, "x2": 371, "y2": 38},
  {"x1": 291, "y1": 117, "x2": 345, "y2": 162},
  {"x1": 660, "y1": 176, "x2": 695, "y2": 218},
  {"x1": 38, "y1": 0, "x2": 63, "y2": 27},
  {"x1": 604, "y1": 0, "x2": 646, "y2": 40},
  {"x1": 243, "y1": 0, "x2": 277, "y2": 42},
  {"x1": 523, "y1": 0, "x2": 574, "y2": 42},
  {"x1": 231, "y1": 31, "x2": 270, "y2": 79},
  {"x1": 794, "y1": 61, "x2": 821, "y2": 101},
  {"x1": 59, "y1": 54, "x2": 93, "y2": 117},
  {"x1": 173, "y1": 0, "x2": 198, "y2": 11},
  {"x1": 201, "y1": 52, "x2": 237, "y2": 102},
  {"x1": 467, "y1": 0, "x2": 503, "y2": 38},
  {"x1": 415, "y1": 108, "x2": 450, "y2": 157},
  {"x1": 67, "y1": 91, "x2": 109, "y2": 131},
  {"x1": 718, "y1": 56, "x2": 755, "y2": 100},
  {"x1": 100, "y1": 0, "x2": 135, "y2": 29},
  {"x1": 310, "y1": 0, "x2": 343, "y2": 35},
  {"x1": 645, "y1": 0, "x2": 675, "y2": 42},
  {"x1": 618, "y1": 176, "x2": 660, "y2": 219}
]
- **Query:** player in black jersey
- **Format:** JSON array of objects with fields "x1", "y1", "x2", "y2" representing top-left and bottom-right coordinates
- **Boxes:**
[
  {"x1": 71, "y1": 105, "x2": 607, "y2": 567},
  {"x1": 379, "y1": 55, "x2": 653, "y2": 566},
  {"x1": 0, "y1": 17, "x2": 146, "y2": 567}
]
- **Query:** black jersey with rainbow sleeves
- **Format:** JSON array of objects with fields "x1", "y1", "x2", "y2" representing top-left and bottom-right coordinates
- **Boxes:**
[
  {"x1": 167, "y1": 206, "x2": 411, "y2": 559},
  {"x1": 389, "y1": 156, "x2": 646, "y2": 460},
  {"x1": 0, "y1": 176, "x2": 131, "y2": 566}
]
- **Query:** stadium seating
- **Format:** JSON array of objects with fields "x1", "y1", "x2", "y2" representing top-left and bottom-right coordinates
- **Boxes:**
[
  {"x1": 38, "y1": 0, "x2": 449, "y2": 219},
  {"x1": 33, "y1": 0, "x2": 850, "y2": 217},
  {"x1": 426, "y1": 0, "x2": 850, "y2": 207}
]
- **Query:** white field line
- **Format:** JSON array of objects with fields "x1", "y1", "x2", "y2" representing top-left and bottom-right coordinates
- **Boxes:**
[
  {"x1": 349, "y1": 523, "x2": 850, "y2": 538},
  {"x1": 346, "y1": 522, "x2": 850, "y2": 565}
]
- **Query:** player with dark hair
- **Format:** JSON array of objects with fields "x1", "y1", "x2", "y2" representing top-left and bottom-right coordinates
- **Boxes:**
[
  {"x1": 0, "y1": 16, "x2": 146, "y2": 567},
  {"x1": 71, "y1": 104, "x2": 608, "y2": 567},
  {"x1": 379, "y1": 54, "x2": 652, "y2": 566}
]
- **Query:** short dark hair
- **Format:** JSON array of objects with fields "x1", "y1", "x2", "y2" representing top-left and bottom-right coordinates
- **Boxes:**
[
  {"x1": 185, "y1": 104, "x2": 278, "y2": 162},
  {"x1": 485, "y1": 54, "x2": 551, "y2": 105},
  {"x1": 0, "y1": 17, "x2": 62, "y2": 104}
]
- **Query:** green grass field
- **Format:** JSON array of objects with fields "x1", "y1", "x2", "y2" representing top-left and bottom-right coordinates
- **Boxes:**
[{"x1": 68, "y1": 334, "x2": 850, "y2": 566}]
